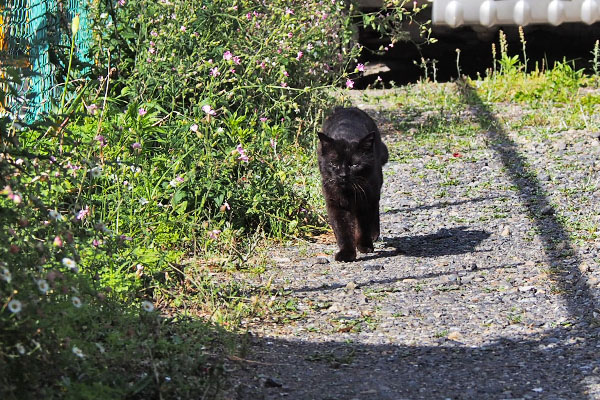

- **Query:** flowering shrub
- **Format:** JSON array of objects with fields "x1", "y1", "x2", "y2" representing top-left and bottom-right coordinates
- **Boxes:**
[{"x1": 1, "y1": 0, "x2": 362, "y2": 397}]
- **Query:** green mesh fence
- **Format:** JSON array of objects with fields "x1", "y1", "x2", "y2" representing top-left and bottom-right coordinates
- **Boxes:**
[{"x1": 0, "y1": 0, "x2": 92, "y2": 121}]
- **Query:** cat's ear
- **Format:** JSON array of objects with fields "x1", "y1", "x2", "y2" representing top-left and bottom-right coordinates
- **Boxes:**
[
  {"x1": 359, "y1": 132, "x2": 375, "y2": 151},
  {"x1": 318, "y1": 132, "x2": 334, "y2": 152}
]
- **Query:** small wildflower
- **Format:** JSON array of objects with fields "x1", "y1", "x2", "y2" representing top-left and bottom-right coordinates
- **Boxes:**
[
  {"x1": 132, "y1": 142, "x2": 142, "y2": 153},
  {"x1": 118, "y1": 0, "x2": 125, "y2": 6},
  {"x1": 72, "y1": 346, "x2": 84, "y2": 358},
  {"x1": 356, "y1": 63, "x2": 365, "y2": 72},
  {"x1": 89, "y1": 166, "x2": 103, "y2": 179},
  {"x1": 208, "y1": 229, "x2": 221, "y2": 239},
  {"x1": 216, "y1": 127, "x2": 224, "y2": 134},
  {"x1": 233, "y1": 56, "x2": 241, "y2": 65},
  {"x1": 53, "y1": 235, "x2": 64, "y2": 247},
  {"x1": 76, "y1": 206, "x2": 90, "y2": 220},
  {"x1": 72, "y1": 296, "x2": 82, "y2": 308},
  {"x1": 346, "y1": 78, "x2": 354, "y2": 89},
  {"x1": 138, "y1": 108, "x2": 147, "y2": 116},
  {"x1": 180, "y1": 25, "x2": 186, "y2": 32},
  {"x1": 0, "y1": 267, "x2": 11, "y2": 283},
  {"x1": 49, "y1": 210, "x2": 64, "y2": 221},
  {"x1": 283, "y1": 70, "x2": 289, "y2": 77},
  {"x1": 260, "y1": 117, "x2": 268, "y2": 122},
  {"x1": 142, "y1": 300, "x2": 155, "y2": 312},
  {"x1": 62, "y1": 257, "x2": 78, "y2": 273},
  {"x1": 296, "y1": 51, "x2": 303, "y2": 60},
  {"x1": 202, "y1": 105, "x2": 217, "y2": 116},
  {"x1": 190, "y1": 124, "x2": 198, "y2": 132},
  {"x1": 139, "y1": 197, "x2": 149, "y2": 205},
  {"x1": 220, "y1": 201, "x2": 231, "y2": 212},
  {"x1": 8, "y1": 299, "x2": 22, "y2": 314},
  {"x1": 37, "y1": 279, "x2": 50, "y2": 294},
  {"x1": 15, "y1": 343, "x2": 25, "y2": 355},
  {"x1": 95, "y1": 134, "x2": 107, "y2": 147},
  {"x1": 151, "y1": 30, "x2": 158, "y2": 37},
  {"x1": 270, "y1": 138, "x2": 277, "y2": 149},
  {"x1": 236, "y1": 144, "x2": 249, "y2": 163},
  {"x1": 223, "y1": 50, "x2": 233, "y2": 61},
  {"x1": 210, "y1": 67, "x2": 220, "y2": 77},
  {"x1": 86, "y1": 104, "x2": 98, "y2": 115}
]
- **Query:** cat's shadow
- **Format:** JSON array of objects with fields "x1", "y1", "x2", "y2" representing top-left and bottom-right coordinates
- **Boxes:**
[{"x1": 361, "y1": 226, "x2": 491, "y2": 261}]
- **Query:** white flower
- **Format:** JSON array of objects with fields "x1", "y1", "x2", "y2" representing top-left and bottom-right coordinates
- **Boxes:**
[
  {"x1": 48, "y1": 210, "x2": 63, "y2": 221},
  {"x1": 216, "y1": 127, "x2": 224, "y2": 134},
  {"x1": 71, "y1": 296, "x2": 82, "y2": 308},
  {"x1": 72, "y1": 346, "x2": 85, "y2": 358},
  {"x1": 15, "y1": 343, "x2": 25, "y2": 355},
  {"x1": 8, "y1": 299, "x2": 22, "y2": 313},
  {"x1": 190, "y1": 124, "x2": 199, "y2": 132},
  {"x1": 37, "y1": 279, "x2": 50, "y2": 294},
  {"x1": 89, "y1": 166, "x2": 103, "y2": 179},
  {"x1": 62, "y1": 257, "x2": 78, "y2": 273},
  {"x1": 139, "y1": 197, "x2": 149, "y2": 205},
  {"x1": 141, "y1": 300, "x2": 155, "y2": 312},
  {"x1": 0, "y1": 267, "x2": 11, "y2": 283}
]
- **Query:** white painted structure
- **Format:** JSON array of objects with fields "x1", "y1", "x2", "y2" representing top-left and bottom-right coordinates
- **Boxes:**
[
  {"x1": 432, "y1": 0, "x2": 600, "y2": 27},
  {"x1": 357, "y1": 0, "x2": 600, "y2": 27}
]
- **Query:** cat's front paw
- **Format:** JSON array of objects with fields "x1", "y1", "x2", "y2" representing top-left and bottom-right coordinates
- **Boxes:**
[{"x1": 335, "y1": 249, "x2": 356, "y2": 262}]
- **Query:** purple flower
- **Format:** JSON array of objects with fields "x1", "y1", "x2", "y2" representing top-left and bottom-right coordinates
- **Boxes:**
[
  {"x1": 151, "y1": 30, "x2": 158, "y2": 37},
  {"x1": 210, "y1": 67, "x2": 220, "y2": 77},
  {"x1": 76, "y1": 206, "x2": 90, "y2": 220},
  {"x1": 132, "y1": 142, "x2": 142, "y2": 153},
  {"x1": 236, "y1": 144, "x2": 249, "y2": 163},
  {"x1": 208, "y1": 229, "x2": 221, "y2": 240},
  {"x1": 86, "y1": 103, "x2": 98, "y2": 115},
  {"x1": 95, "y1": 134, "x2": 107, "y2": 147},
  {"x1": 138, "y1": 108, "x2": 147, "y2": 116},
  {"x1": 345, "y1": 79, "x2": 354, "y2": 89}
]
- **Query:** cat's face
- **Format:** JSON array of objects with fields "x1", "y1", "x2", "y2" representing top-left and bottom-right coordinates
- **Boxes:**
[{"x1": 318, "y1": 132, "x2": 375, "y2": 189}]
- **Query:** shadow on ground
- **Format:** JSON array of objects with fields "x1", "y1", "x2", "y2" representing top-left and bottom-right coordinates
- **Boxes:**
[
  {"x1": 233, "y1": 327, "x2": 598, "y2": 399},
  {"x1": 230, "y1": 83, "x2": 600, "y2": 399}
]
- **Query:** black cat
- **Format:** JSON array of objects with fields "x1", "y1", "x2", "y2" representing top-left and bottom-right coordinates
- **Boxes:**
[{"x1": 317, "y1": 107, "x2": 388, "y2": 262}]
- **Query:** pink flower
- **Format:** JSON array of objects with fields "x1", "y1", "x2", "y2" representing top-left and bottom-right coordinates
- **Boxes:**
[
  {"x1": 288, "y1": 32, "x2": 293, "y2": 38},
  {"x1": 132, "y1": 142, "x2": 142, "y2": 153},
  {"x1": 210, "y1": 67, "x2": 220, "y2": 77},
  {"x1": 95, "y1": 134, "x2": 107, "y2": 147},
  {"x1": 236, "y1": 144, "x2": 249, "y2": 163},
  {"x1": 190, "y1": 124, "x2": 198, "y2": 132},
  {"x1": 260, "y1": 117, "x2": 268, "y2": 122},
  {"x1": 202, "y1": 105, "x2": 216, "y2": 116},
  {"x1": 86, "y1": 103, "x2": 98, "y2": 115},
  {"x1": 76, "y1": 206, "x2": 90, "y2": 220},
  {"x1": 285, "y1": 8, "x2": 294, "y2": 15},
  {"x1": 283, "y1": 70, "x2": 289, "y2": 77},
  {"x1": 232, "y1": 56, "x2": 241, "y2": 65},
  {"x1": 138, "y1": 108, "x2": 147, "y2": 116},
  {"x1": 356, "y1": 63, "x2": 365, "y2": 72},
  {"x1": 345, "y1": 79, "x2": 354, "y2": 89},
  {"x1": 223, "y1": 51, "x2": 233, "y2": 61},
  {"x1": 270, "y1": 138, "x2": 277, "y2": 149},
  {"x1": 53, "y1": 235, "x2": 63, "y2": 247},
  {"x1": 296, "y1": 51, "x2": 303, "y2": 60},
  {"x1": 151, "y1": 30, "x2": 158, "y2": 37},
  {"x1": 180, "y1": 25, "x2": 186, "y2": 32},
  {"x1": 208, "y1": 229, "x2": 221, "y2": 240},
  {"x1": 118, "y1": 0, "x2": 125, "y2": 5},
  {"x1": 149, "y1": 47, "x2": 155, "y2": 54},
  {"x1": 230, "y1": 68, "x2": 236, "y2": 74}
]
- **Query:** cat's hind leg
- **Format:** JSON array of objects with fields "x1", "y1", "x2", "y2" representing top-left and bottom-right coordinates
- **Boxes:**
[{"x1": 356, "y1": 207, "x2": 375, "y2": 254}]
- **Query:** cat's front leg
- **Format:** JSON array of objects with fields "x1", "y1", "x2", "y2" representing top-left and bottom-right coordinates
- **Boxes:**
[{"x1": 326, "y1": 203, "x2": 357, "y2": 262}]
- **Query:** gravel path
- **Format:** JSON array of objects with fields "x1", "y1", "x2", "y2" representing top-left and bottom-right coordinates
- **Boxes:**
[{"x1": 226, "y1": 84, "x2": 600, "y2": 400}]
